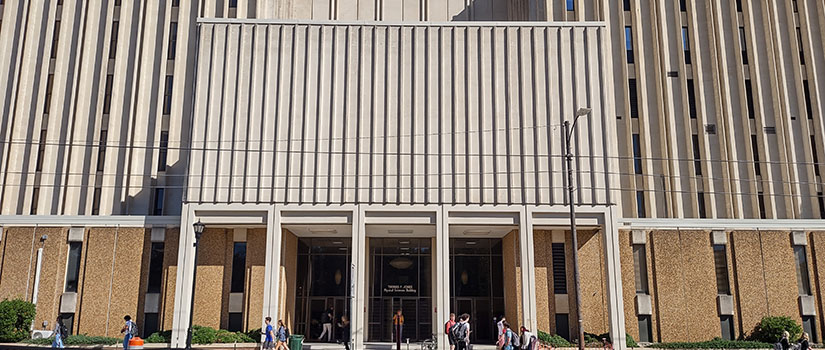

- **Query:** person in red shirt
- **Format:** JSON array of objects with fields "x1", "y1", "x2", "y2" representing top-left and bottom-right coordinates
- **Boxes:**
[{"x1": 445, "y1": 313, "x2": 457, "y2": 350}]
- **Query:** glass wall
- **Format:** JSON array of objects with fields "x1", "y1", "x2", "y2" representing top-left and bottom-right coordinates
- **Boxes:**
[
  {"x1": 368, "y1": 238, "x2": 432, "y2": 342},
  {"x1": 450, "y1": 238, "x2": 505, "y2": 344},
  {"x1": 295, "y1": 238, "x2": 352, "y2": 341}
]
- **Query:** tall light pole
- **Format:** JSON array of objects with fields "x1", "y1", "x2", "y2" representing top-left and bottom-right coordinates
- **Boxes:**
[
  {"x1": 564, "y1": 107, "x2": 591, "y2": 350},
  {"x1": 186, "y1": 220, "x2": 206, "y2": 350}
]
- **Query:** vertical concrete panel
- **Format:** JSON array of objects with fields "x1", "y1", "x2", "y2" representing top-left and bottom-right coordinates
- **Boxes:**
[
  {"x1": 533, "y1": 230, "x2": 552, "y2": 333},
  {"x1": 76, "y1": 228, "x2": 116, "y2": 336},
  {"x1": 760, "y1": 231, "x2": 802, "y2": 322},
  {"x1": 192, "y1": 228, "x2": 226, "y2": 329},
  {"x1": 579, "y1": 230, "x2": 608, "y2": 334},
  {"x1": 106, "y1": 228, "x2": 147, "y2": 336},
  {"x1": 502, "y1": 229, "x2": 522, "y2": 331},
  {"x1": 246, "y1": 228, "x2": 266, "y2": 330},
  {"x1": 0, "y1": 227, "x2": 37, "y2": 300},
  {"x1": 678, "y1": 230, "x2": 721, "y2": 340},
  {"x1": 731, "y1": 230, "x2": 769, "y2": 337},
  {"x1": 32, "y1": 228, "x2": 68, "y2": 332},
  {"x1": 650, "y1": 230, "x2": 687, "y2": 342}
]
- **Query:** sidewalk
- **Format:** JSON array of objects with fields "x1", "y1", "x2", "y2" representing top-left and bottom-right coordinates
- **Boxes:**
[{"x1": 0, "y1": 342, "x2": 501, "y2": 349}]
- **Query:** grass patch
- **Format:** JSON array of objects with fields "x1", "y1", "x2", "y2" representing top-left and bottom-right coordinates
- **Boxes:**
[{"x1": 653, "y1": 338, "x2": 773, "y2": 349}]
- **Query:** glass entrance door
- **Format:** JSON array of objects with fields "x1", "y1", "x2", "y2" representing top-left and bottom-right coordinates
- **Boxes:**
[
  {"x1": 450, "y1": 238, "x2": 505, "y2": 344},
  {"x1": 294, "y1": 238, "x2": 352, "y2": 342}
]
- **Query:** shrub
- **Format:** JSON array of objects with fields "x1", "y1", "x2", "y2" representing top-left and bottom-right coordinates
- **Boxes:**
[
  {"x1": 538, "y1": 330, "x2": 573, "y2": 347},
  {"x1": 750, "y1": 316, "x2": 803, "y2": 343},
  {"x1": 215, "y1": 329, "x2": 255, "y2": 343},
  {"x1": 0, "y1": 299, "x2": 36, "y2": 342},
  {"x1": 654, "y1": 337, "x2": 772, "y2": 349},
  {"x1": 21, "y1": 334, "x2": 119, "y2": 345},
  {"x1": 626, "y1": 333, "x2": 639, "y2": 348},
  {"x1": 245, "y1": 328, "x2": 263, "y2": 342},
  {"x1": 145, "y1": 330, "x2": 172, "y2": 343},
  {"x1": 191, "y1": 325, "x2": 218, "y2": 344},
  {"x1": 584, "y1": 331, "x2": 639, "y2": 348}
]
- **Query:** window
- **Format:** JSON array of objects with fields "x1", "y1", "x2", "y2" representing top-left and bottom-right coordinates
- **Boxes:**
[
  {"x1": 811, "y1": 135, "x2": 820, "y2": 176},
  {"x1": 97, "y1": 130, "x2": 107, "y2": 172},
  {"x1": 103, "y1": 74, "x2": 114, "y2": 114},
  {"x1": 147, "y1": 242, "x2": 164, "y2": 293},
  {"x1": 636, "y1": 190, "x2": 646, "y2": 218},
  {"x1": 797, "y1": 28, "x2": 805, "y2": 65},
  {"x1": 65, "y1": 242, "x2": 83, "y2": 293},
  {"x1": 736, "y1": 0, "x2": 742, "y2": 12},
  {"x1": 638, "y1": 315, "x2": 652, "y2": 343},
  {"x1": 633, "y1": 244, "x2": 648, "y2": 293},
  {"x1": 792, "y1": 0, "x2": 798, "y2": 13},
  {"x1": 682, "y1": 27, "x2": 691, "y2": 64},
  {"x1": 114, "y1": 0, "x2": 121, "y2": 6},
  {"x1": 36, "y1": 130, "x2": 47, "y2": 172},
  {"x1": 795, "y1": 245, "x2": 812, "y2": 295},
  {"x1": 229, "y1": 0, "x2": 238, "y2": 8},
  {"x1": 692, "y1": 134, "x2": 702, "y2": 175},
  {"x1": 820, "y1": 192, "x2": 825, "y2": 219},
  {"x1": 158, "y1": 131, "x2": 169, "y2": 171},
  {"x1": 59, "y1": 314, "x2": 74, "y2": 335},
  {"x1": 751, "y1": 135, "x2": 761, "y2": 176},
  {"x1": 172, "y1": 0, "x2": 180, "y2": 6},
  {"x1": 143, "y1": 313, "x2": 159, "y2": 338},
  {"x1": 804, "y1": 80, "x2": 813, "y2": 120},
  {"x1": 566, "y1": 0, "x2": 574, "y2": 11},
  {"x1": 713, "y1": 245, "x2": 731, "y2": 294},
  {"x1": 757, "y1": 191, "x2": 766, "y2": 219},
  {"x1": 625, "y1": 27, "x2": 634, "y2": 64},
  {"x1": 555, "y1": 314, "x2": 570, "y2": 340},
  {"x1": 109, "y1": 21, "x2": 119, "y2": 59},
  {"x1": 230, "y1": 242, "x2": 247, "y2": 293},
  {"x1": 629, "y1": 79, "x2": 639, "y2": 118},
  {"x1": 30, "y1": 187, "x2": 39, "y2": 215},
  {"x1": 167, "y1": 22, "x2": 178, "y2": 60},
  {"x1": 697, "y1": 192, "x2": 707, "y2": 218},
  {"x1": 679, "y1": 0, "x2": 686, "y2": 12},
  {"x1": 91, "y1": 187, "x2": 101, "y2": 215},
  {"x1": 633, "y1": 134, "x2": 643, "y2": 174},
  {"x1": 720, "y1": 316, "x2": 735, "y2": 340},
  {"x1": 228, "y1": 313, "x2": 243, "y2": 332},
  {"x1": 739, "y1": 27, "x2": 749, "y2": 65},
  {"x1": 153, "y1": 188, "x2": 164, "y2": 215},
  {"x1": 162, "y1": 75, "x2": 173, "y2": 115},
  {"x1": 44, "y1": 74, "x2": 54, "y2": 113},
  {"x1": 802, "y1": 316, "x2": 817, "y2": 342},
  {"x1": 552, "y1": 243, "x2": 567, "y2": 293},
  {"x1": 687, "y1": 79, "x2": 697, "y2": 119},
  {"x1": 51, "y1": 20, "x2": 61, "y2": 59},
  {"x1": 745, "y1": 80, "x2": 755, "y2": 119},
  {"x1": 623, "y1": 0, "x2": 630, "y2": 11}
]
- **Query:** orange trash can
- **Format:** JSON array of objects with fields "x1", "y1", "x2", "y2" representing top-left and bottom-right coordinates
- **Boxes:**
[{"x1": 128, "y1": 336, "x2": 144, "y2": 350}]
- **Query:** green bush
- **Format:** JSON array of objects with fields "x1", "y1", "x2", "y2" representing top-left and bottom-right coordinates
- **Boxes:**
[
  {"x1": 0, "y1": 299, "x2": 36, "y2": 342},
  {"x1": 750, "y1": 316, "x2": 803, "y2": 343},
  {"x1": 145, "y1": 330, "x2": 172, "y2": 343},
  {"x1": 245, "y1": 328, "x2": 263, "y2": 342},
  {"x1": 21, "y1": 334, "x2": 120, "y2": 345},
  {"x1": 626, "y1": 333, "x2": 639, "y2": 348},
  {"x1": 215, "y1": 328, "x2": 255, "y2": 343},
  {"x1": 584, "y1": 331, "x2": 639, "y2": 348},
  {"x1": 654, "y1": 337, "x2": 772, "y2": 349},
  {"x1": 538, "y1": 330, "x2": 573, "y2": 347},
  {"x1": 191, "y1": 325, "x2": 218, "y2": 344}
]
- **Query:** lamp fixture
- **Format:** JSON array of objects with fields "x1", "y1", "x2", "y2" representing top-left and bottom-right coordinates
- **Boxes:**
[
  {"x1": 309, "y1": 228, "x2": 338, "y2": 234},
  {"x1": 462, "y1": 229, "x2": 491, "y2": 236},
  {"x1": 388, "y1": 229, "x2": 414, "y2": 235}
]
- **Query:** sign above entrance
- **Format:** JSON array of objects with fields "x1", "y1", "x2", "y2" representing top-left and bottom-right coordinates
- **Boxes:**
[{"x1": 383, "y1": 284, "x2": 417, "y2": 294}]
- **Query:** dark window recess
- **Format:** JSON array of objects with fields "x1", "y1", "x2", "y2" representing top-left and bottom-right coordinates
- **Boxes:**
[
  {"x1": 713, "y1": 245, "x2": 731, "y2": 294},
  {"x1": 152, "y1": 188, "x2": 164, "y2": 216},
  {"x1": 697, "y1": 192, "x2": 707, "y2": 218},
  {"x1": 91, "y1": 187, "x2": 101, "y2": 215},
  {"x1": 795, "y1": 245, "x2": 812, "y2": 295},
  {"x1": 59, "y1": 314, "x2": 74, "y2": 335},
  {"x1": 820, "y1": 192, "x2": 825, "y2": 219},
  {"x1": 114, "y1": 0, "x2": 121, "y2": 6},
  {"x1": 147, "y1": 242, "x2": 165, "y2": 293},
  {"x1": 736, "y1": 0, "x2": 742, "y2": 12},
  {"x1": 633, "y1": 244, "x2": 648, "y2": 293},
  {"x1": 638, "y1": 315, "x2": 652, "y2": 343},
  {"x1": 103, "y1": 74, "x2": 114, "y2": 114},
  {"x1": 625, "y1": 27, "x2": 634, "y2": 64},
  {"x1": 551, "y1": 243, "x2": 567, "y2": 294},
  {"x1": 228, "y1": 313, "x2": 243, "y2": 332},
  {"x1": 705, "y1": 124, "x2": 717, "y2": 134},
  {"x1": 30, "y1": 187, "x2": 39, "y2": 215},
  {"x1": 740, "y1": 27, "x2": 749, "y2": 65},
  {"x1": 764, "y1": 127, "x2": 776, "y2": 134},
  {"x1": 167, "y1": 22, "x2": 178, "y2": 60},
  {"x1": 109, "y1": 21, "x2": 119, "y2": 59},
  {"x1": 633, "y1": 134, "x2": 643, "y2": 174},
  {"x1": 636, "y1": 190, "x2": 646, "y2": 218},
  {"x1": 162, "y1": 75, "x2": 173, "y2": 115},
  {"x1": 158, "y1": 131, "x2": 169, "y2": 171},
  {"x1": 555, "y1": 314, "x2": 570, "y2": 340},
  {"x1": 757, "y1": 191, "x2": 766, "y2": 219},
  {"x1": 44, "y1": 74, "x2": 54, "y2": 113},
  {"x1": 682, "y1": 27, "x2": 691, "y2": 64},
  {"x1": 65, "y1": 242, "x2": 83, "y2": 293},
  {"x1": 751, "y1": 135, "x2": 761, "y2": 176},
  {"x1": 172, "y1": 0, "x2": 180, "y2": 6},
  {"x1": 792, "y1": 0, "x2": 798, "y2": 13},
  {"x1": 36, "y1": 130, "x2": 47, "y2": 172},
  {"x1": 679, "y1": 0, "x2": 686, "y2": 11},
  {"x1": 687, "y1": 79, "x2": 697, "y2": 119},
  {"x1": 229, "y1": 0, "x2": 238, "y2": 8},
  {"x1": 802, "y1": 316, "x2": 817, "y2": 342},
  {"x1": 623, "y1": 0, "x2": 630, "y2": 11},
  {"x1": 797, "y1": 28, "x2": 805, "y2": 65},
  {"x1": 692, "y1": 134, "x2": 702, "y2": 176},
  {"x1": 745, "y1": 80, "x2": 755, "y2": 119},
  {"x1": 97, "y1": 130, "x2": 107, "y2": 172},
  {"x1": 566, "y1": 0, "x2": 573, "y2": 11},
  {"x1": 51, "y1": 20, "x2": 61, "y2": 59},
  {"x1": 143, "y1": 313, "x2": 159, "y2": 338},
  {"x1": 230, "y1": 242, "x2": 247, "y2": 293},
  {"x1": 629, "y1": 79, "x2": 639, "y2": 118},
  {"x1": 667, "y1": 71, "x2": 679, "y2": 78},
  {"x1": 720, "y1": 316, "x2": 735, "y2": 340},
  {"x1": 804, "y1": 80, "x2": 814, "y2": 120},
  {"x1": 811, "y1": 135, "x2": 820, "y2": 176}
]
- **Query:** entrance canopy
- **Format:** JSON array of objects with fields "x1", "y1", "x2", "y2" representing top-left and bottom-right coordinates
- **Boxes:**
[{"x1": 186, "y1": 20, "x2": 618, "y2": 206}]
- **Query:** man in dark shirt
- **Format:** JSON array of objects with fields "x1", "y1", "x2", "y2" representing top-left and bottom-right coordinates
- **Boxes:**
[{"x1": 319, "y1": 307, "x2": 334, "y2": 342}]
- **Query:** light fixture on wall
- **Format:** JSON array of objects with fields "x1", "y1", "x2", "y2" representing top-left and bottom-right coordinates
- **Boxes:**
[
  {"x1": 335, "y1": 270, "x2": 343, "y2": 285},
  {"x1": 389, "y1": 257, "x2": 414, "y2": 269},
  {"x1": 461, "y1": 270, "x2": 469, "y2": 285}
]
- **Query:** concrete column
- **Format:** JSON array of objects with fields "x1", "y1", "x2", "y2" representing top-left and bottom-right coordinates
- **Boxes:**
[
  {"x1": 435, "y1": 206, "x2": 451, "y2": 350},
  {"x1": 261, "y1": 206, "x2": 283, "y2": 333},
  {"x1": 350, "y1": 206, "x2": 367, "y2": 349},
  {"x1": 171, "y1": 205, "x2": 195, "y2": 348},
  {"x1": 603, "y1": 207, "x2": 627, "y2": 350},
  {"x1": 519, "y1": 207, "x2": 538, "y2": 332}
]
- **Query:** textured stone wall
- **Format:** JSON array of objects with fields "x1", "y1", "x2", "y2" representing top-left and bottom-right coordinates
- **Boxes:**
[
  {"x1": 246, "y1": 228, "x2": 266, "y2": 331},
  {"x1": 161, "y1": 228, "x2": 180, "y2": 332},
  {"x1": 502, "y1": 230, "x2": 523, "y2": 331}
]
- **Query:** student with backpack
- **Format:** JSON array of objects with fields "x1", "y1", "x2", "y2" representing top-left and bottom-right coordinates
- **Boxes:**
[
  {"x1": 445, "y1": 313, "x2": 457, "y2": 350},
  {"x1": 52, "y1": 317, "x2": 67, "y2": 348},
  {"x1": 519, "y1": 327, "x2": 534, "y2": 350},
  {"x1": 263, "y1": 317, "x2": 274, "y2": 350},
  {"x1": 275, "y1": 320, "x2": 289, "y2": 350},
  {"x1": 501, "y1": 322, "x2": 516, "y2": 350},
  {"x1": 451, "y1": 314, "x2": 471, "y2": 350},
  {"x1": 120, "y1": 315, "x2": 138, "y2": 350}
]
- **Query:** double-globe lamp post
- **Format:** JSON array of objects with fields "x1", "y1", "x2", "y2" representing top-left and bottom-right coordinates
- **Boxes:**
[
  {"x1": 564, "y1": 107, "x2": 592, "y2": 350},
  {"x1": 185, "y1": 220, "x2": 206, "y2": 350}
]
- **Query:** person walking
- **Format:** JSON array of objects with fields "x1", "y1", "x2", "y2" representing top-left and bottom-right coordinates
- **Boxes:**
[
  {"x1": 340, "y1": 316, "x2": 351, "y2": 350},
  {"x1": 799, "y1": 332, "x2": 810, "y2": 350},
  {"x1": 275, "y1": 320, "x2": 289, "y2": 350},
  {"x1": 263, "y1": 317, "x2": 274, "y2": 350},
  {"x1": 120, "y1": 315, "x2": 137, "y2": 350},
  {"x1": 520, "y1": 326, "x2": 535, "y2": 350},
  {"x1": 497, "y1": 316, "x2": 506, "y2": 337},
  {"x1": 51, "y1": 317, "x2": 66, "y2": 349},
  {"x1": 452, "y1": 314, "x2": 471, "y2": 350},
  {"x1": 445, "y1": 313, "x2": 457, "y2": 350},
  {"x1": 393, "y1": 309, "x2": 405, "y2": 350},
  {"x1": 319, "y1": 307, "x2": 334, "y2": 342},
  {"x1": 780, "y1": 331, "x2": 791, "y2": 350},
  {"x1": 502, "y1": 322, "x2": 515, "y2": 350}
]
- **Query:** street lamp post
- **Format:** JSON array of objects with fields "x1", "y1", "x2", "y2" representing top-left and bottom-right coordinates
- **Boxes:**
[
  {"x1": 186, "y1": 220, "x2": 206, "y2": 350},
  {"x1": 564, "y1": 107, "x2": 591, "y2": 350}
]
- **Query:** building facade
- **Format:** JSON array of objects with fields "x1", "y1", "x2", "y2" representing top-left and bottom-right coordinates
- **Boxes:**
[{"x1": 0, "y1": 0, "x2": 823, "y2": 348}]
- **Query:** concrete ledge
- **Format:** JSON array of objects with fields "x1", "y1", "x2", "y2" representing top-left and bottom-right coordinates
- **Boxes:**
[
  {"x1": 59, "y1": 292, "x2": 77, "y2": 313},
  {"x1": 800, "y1": 295, "x2": 817, "y2": 316},
  {"x1": 636, "y1": 293, "x2": 652, "y2": 315},
  {"x1": 631, "y1": 230, "x2": 647, "y2": 245},
  {"x1": 68, "y1": 228, "x2": 84, "y2": 242},
  {"x1": 717, "y1": 295, "x2": 734, "y2": 315},
  {"x1": 711, "y1": 230, "x2": 727, "y2": 245},
  {"x1": 792, "y1": 231, "x2": 808, "y2": 246},
  {"x1": 555, "y1": 294, "x2": 570, "y2": 314}
]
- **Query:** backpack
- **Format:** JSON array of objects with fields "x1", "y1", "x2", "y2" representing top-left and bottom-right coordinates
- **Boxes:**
[
  {"x1": 512, "y1": 331, "x2": 520, "y2": 347},
  {"x1": 450, "y1": 322, "x2": 468, "y2": 342},
  {"x1": 774, "y1": 343, "x2": 783, "y2": 350},
  {"x1": 128, "y1": 321, "x2": 139, "y2": 337},
  {"x1": 59, "y1": 323, "x2": 69, "y2": 341}
]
